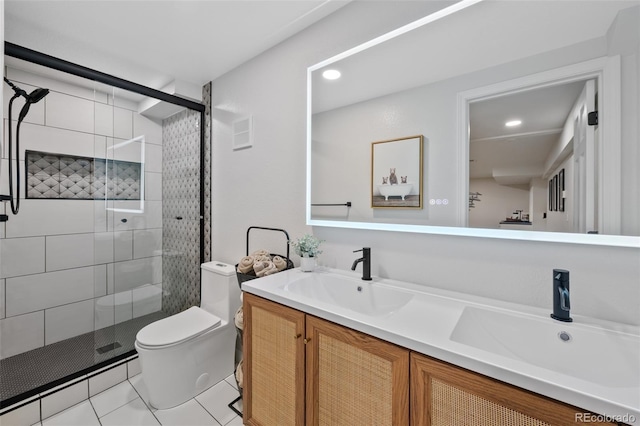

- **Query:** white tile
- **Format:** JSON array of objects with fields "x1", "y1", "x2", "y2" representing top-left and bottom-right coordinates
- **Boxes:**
[
  {"x1": 133, "y1": 229, "x2": 162, "y2": 259},
  {"x1": 144, "y1": 172, "x2": 162, "y2": 201},
  {"x1": 99, "y1": 398, "x2": 159, "y2": 426},
  {"x1": 114, "y1": 231, "x2": 133, "y2": 262},
  {"x1": 224, "y1": 374, "x2": 238, "y2": 391},
  {"x1": 144, "y1": 144, "x2": 162, "y2": 173},
  {"x1": 226, "y1": 415, "x2": 244, "y2": 426},
  {"x1": 6, "y1": 67, "x2": 98, "y2": 104},
  {"x1": 94, "y1": 232, "x2": 114, "y2": 264},
  {"x1": 0, "y1": 237, "x2": 45, "y2": 278},
  {"x1": 133, "y1": 114, "x2": 162, "y2": 146},
  {"x1": 0, "y1": 158, "x2": 25, "y2": 199},
  {"x1": 0, "y1": 400, "x2": 41, "y2": 426},
  {"x1": 132, "y1": 284, "x2": 162, "y2": 318},
  {"x1": 111, "y1": 94, "x2": 138, "y2": 111},
  {"x1": 108, "y1": 136, "x2": 141, "y2": 163},
  {"x1": 0, "y1": 279, "x2": 5, "y2": 319},
  {"x1": 195, "y1": 380, "x2": 240, "y2": 426},
  {"x1": 45, "y1": 299, "x2": 94, "y2": 345},
  {"x1": 0, "y1": 310, "x2": 44, "y2": 359},
  {"x1": 95, "y1": 102, "x2": 114, "y2": 137},
  {"x1": 113, "y1": 257, "x2": 162, "y2": 293},
  {"x1": 112, "y1": 201, "x2": 162, "y2": 232},
  {"x1": 42, "y1": 400, "x2": 99, "y2": 426},
  {"x1": 94, "y1": 264, "x2": 108, "y2": 297},
  {"x1": 45, "y1": 91, "x2": 94, "y2": 134},
  {"x1": 128, "y1": 375, "x2": 156, "y2": 413},
  {"x1": 127, "y1": 358, "x2": 141, "y2": 378},
  {"x1": 46, "y1": 233, "x2": 94, "y2": 272},
  {"x1": 6, "y1": 266, "x2": 97, "y2": 317},
  {"x1": 113, "y1": 108, "x2": 133, "y2": 140},
  {"x1": 41, "y1": 380, "x2": 89, "y2": 420},
  {"x1": 154, "y1": 399, "x2": 218, "y2": 426},
  {"x1": 6, "y1": 200, "x2": 95, "y2": 238},
  {"x1": 89, "y1": 364, "x2": 127, "y2": 396},
  {"x1": 90, "y1": 380, "x2": 139, "y2": 418},
  {"x1": 15, "y1": 123, "x2": 97, "y2": 162}
]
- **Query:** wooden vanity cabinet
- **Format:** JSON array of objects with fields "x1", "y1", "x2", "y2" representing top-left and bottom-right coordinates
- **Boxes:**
[
  {"x1": 243, "y1": 293, "x2": 305, "y2": 426},
  {"x1": 410, "y1": 352, "x2": 614, "y2": 426},
  {"x1": 306, "y1": 315, "x2": 409, "y2": 425},
  {"x1": 244, "y1": 293, "x2": 615, "y2": 426},
  {"x1": 243, "y1": 293, "x2": 409, "y2": 426}
]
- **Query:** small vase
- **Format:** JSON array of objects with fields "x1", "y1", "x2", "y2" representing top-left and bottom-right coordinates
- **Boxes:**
[{"x1": 300, "y1": 257, "x2": 316, "y2": 272}]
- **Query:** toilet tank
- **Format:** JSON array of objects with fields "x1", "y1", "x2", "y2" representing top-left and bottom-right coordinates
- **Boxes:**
[{"x1": 200, "y1": 261, "x2": 241, "y2": 323}]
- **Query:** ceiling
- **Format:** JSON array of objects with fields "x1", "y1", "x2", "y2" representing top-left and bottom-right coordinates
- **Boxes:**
[
  {"x1": 469, "y1": 80, "x2": 586, "y2": 182},
  {"x1": 4, "y1": 0, "x2": 349, "y2": 92}
]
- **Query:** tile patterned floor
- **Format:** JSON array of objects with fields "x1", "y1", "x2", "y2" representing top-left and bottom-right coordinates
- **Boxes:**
[
  {"x1": 1, "y1": 312, "x2": 168, "y2": 403},
  {"x1": 34, "y1": 374, "x2": 243, "y2": 426}
]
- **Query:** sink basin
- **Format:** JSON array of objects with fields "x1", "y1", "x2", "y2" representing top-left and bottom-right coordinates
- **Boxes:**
[
  {"x1": 450, "y1": 306, "x2": 640, "y2": 388},
  {"x1": 285, "y1": 272, "x2": 413, "y2": 317}
]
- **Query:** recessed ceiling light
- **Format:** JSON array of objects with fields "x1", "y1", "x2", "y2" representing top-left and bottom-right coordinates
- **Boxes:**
[
  {"x1": 322, "y1": 69, "x2": 341, "y2": 80},
  {"x1": 505, "y1": 120, "x2": 522, "y2": 127}
]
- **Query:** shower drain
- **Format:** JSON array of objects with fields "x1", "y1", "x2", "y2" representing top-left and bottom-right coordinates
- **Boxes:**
[{"x1": 96, "y1": 342, "x2": 122, "y2": 354}]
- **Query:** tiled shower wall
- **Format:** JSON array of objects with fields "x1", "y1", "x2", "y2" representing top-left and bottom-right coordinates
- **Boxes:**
[
  {"x1": 161, "y1": 109, "x2": 202, "y2": 315},
  {"x1": 0, "y1": 67, "x2": 164, "y2": 360}
]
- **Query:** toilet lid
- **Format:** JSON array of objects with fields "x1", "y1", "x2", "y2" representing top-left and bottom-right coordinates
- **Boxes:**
[{"x1": 136, "y1": 307, "x2": 222, "y2": 348}]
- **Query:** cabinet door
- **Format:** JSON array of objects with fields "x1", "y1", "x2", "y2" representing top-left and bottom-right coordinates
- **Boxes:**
[
  {"x1": 306, "y1": 315, "x2": 409, "y2": 425},
  {"x1": 410, "y1": 352, "x2": 613, "y2": 426},
  {"x1": 243, "y1": 293, "x2": 305, "y2": 426}
]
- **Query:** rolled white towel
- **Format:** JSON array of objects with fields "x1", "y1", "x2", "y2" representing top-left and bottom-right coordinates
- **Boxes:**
[
  {"x1": 235, "y1": 359, "x2": 243, "y2": 390},
  {"x1": 272, "y1": 256, "x2": 287, "y2": 271},
  {"x1": 253, "y1": 260, "x2": 270, "y2": 275},
  {"x1": 251, "y1": 249, "x2": 270, "y2": 258},
  {"x1": 263, "y1": 263, "x2": 280, "y2": 276},
  {"x1": 234, "y1": 306, "x2": 243, "y2": 330},
  {"x1": 253, "y1": 254, "x2": 271, "y2": 263},
  {"x1": 256, "y1": 261, "x2": 277, "y2": 277},
  {"x1": 237, "y1": 256, "x2": 254, "y2": 274}
]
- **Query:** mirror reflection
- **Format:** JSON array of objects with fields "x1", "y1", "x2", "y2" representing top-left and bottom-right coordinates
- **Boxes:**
[{"x1": 309, "y1": 0, "x2": 639, "y2": 240}]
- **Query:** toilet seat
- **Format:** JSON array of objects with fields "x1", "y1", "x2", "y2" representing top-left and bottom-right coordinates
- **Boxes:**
[{"x1": 136, "y1": 306, "x2": 222, "y2": 349}]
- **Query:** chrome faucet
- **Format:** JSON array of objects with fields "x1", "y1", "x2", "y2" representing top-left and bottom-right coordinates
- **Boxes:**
[
  {"x1": 351, "y1": 247, "x2": 372, "y2": 281},
  {"x1": 551, "y1": 269, "x2": 572, "y2": 322}
]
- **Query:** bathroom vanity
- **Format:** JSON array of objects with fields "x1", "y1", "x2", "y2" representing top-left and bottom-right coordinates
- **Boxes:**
[{"x1": 241, "y1": 268, "x2": 639, "y2": 425}]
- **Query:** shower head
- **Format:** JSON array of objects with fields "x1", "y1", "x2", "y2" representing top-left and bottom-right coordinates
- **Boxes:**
[
  {"x1": 4, "y1": 77, "x2": 50, "y2": 122},
  {"x1": 27, "y1": 87, "x2": 49, "y2": 104},
  {"x1": 18, "y1": 87, "x2": 50, "y2": 122}
]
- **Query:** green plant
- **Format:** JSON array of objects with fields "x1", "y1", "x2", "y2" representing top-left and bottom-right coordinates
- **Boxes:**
[{"x1": 289, "y1": 234, "x2": 323, "y2": 258}]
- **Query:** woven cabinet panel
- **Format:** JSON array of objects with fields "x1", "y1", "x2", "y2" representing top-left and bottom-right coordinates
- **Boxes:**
[
  {"x1": 317, "y1": 333, "x2": 393, "y2": 425},
  {"x1": 431, "y1": 379, "x2": 550, "y2": 426},
  {"x1": 251, "y1": 306, "x2": 298, "y2": 426}
]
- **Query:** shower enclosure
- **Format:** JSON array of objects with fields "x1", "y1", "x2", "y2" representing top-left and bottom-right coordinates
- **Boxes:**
[{"x1": 0, "y1": 43, "x2": 208, "y2": 409}]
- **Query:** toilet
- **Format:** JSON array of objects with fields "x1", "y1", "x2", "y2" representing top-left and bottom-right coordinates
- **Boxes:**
[{"x1": 134, "y1": 261, "x2": 241, "y2": 409}]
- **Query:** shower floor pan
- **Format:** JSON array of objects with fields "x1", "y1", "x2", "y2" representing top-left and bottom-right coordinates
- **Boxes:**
[{"x1": 0, "y1": 311, "x2": 167, "y2": 408}]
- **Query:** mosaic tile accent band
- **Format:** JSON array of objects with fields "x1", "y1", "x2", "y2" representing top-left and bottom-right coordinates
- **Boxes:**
[
  {"x1": 26, "y1": 150, "x2": 142, "y2": 200},
  {"x1": 203, "y1": 82, "x2": 212, "y2": 264}
]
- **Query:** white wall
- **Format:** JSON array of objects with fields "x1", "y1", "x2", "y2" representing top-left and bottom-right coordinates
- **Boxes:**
[
  {"x1": 0, "y1": 68, "x2": 163, "y2": 359},
  {"x1": 468, "y1": 179, "x2": 529, "y2": 229},
  {"x1": 211, "y1": 2, "x2": 640, "y2": 326}
]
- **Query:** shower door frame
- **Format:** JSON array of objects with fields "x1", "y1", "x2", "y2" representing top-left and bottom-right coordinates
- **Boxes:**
[{"x1": 1, "y1": 42, "x2": 206, "y2": 409}]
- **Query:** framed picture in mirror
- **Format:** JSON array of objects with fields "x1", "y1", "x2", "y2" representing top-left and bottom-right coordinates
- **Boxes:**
[{"x1": 371, "y1": 135, "x2": 423, "y2": 209}]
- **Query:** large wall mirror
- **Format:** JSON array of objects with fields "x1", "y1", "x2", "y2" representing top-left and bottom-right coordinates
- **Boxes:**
[{"x1": 307, "y1": 0, "x2": 640, "y2": 247}]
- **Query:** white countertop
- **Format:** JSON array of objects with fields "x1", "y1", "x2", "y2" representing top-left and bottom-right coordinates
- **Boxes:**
[{"x1": 242, "y1": 267, "x2": 640, "y2": 424}]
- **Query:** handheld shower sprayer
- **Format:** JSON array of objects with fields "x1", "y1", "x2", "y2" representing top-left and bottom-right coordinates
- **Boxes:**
[{"x1": 2, "y1": 77, "x2": 50, "y2": 217}]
